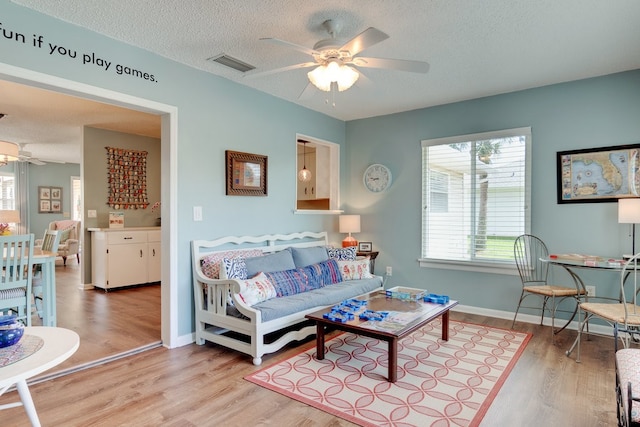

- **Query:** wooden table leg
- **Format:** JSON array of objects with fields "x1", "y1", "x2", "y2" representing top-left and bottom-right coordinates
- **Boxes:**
[
  {"x1": 315, "y1": 322, "x2": 325, "y2": 360},
  {"x1": 442, "y1": 310, "x2": 450, "y2": 341},
  {"x1": 388, "y1": 337, "x2": 398, "y2": 383}
]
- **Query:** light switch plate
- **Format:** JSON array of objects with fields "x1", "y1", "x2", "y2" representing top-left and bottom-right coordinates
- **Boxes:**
[{"x1": 193, "y1": 206, "x2": 202, "y2": 221}]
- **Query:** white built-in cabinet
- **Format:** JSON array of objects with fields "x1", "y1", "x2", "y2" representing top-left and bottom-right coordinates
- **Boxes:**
[{"x1": 89, "y1": 227, "x2": 161, "y2": 290}]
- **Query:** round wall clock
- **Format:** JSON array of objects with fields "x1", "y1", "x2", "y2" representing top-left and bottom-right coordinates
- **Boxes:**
[{"x1": 363, "y1": 164, "x2": 392, "y2": 193}]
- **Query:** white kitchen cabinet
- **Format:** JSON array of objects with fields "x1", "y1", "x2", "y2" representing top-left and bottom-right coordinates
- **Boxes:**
[{"x1": 89, "y1": 227, "x2": 161, "y2": 290}]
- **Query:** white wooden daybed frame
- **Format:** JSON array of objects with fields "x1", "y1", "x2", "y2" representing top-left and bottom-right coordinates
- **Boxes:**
[{"x1": 192, "y1": 231, "x2": 381, "y2": 365}]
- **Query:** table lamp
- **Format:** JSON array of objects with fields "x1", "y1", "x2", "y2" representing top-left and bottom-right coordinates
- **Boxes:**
[
  {"x1": 618, "y1": 198, "x2": 640, "y2": 256},
  {"x1": 0, "y1": 209, "x2": 20, "y2": 235},
  {"x1": 339, "y1": 214, "x2": 360, "y2": 248}
]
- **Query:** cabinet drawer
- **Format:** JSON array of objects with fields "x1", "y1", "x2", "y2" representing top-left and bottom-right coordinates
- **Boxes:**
[
  {"x1": 107, "y1": 231, "x2": 147, "y2": 244},
  {"x1": 148, "y1": 230, "x2": 161, "y2": 242}
]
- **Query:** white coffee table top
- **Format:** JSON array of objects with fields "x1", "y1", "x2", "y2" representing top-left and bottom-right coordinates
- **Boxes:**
[{"x1": 0, "y1": 327, "x2": 79, "y2": 387}]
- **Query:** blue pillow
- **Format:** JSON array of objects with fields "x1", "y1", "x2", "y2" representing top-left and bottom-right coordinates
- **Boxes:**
[
  {"x1": 244, "y1": 250, "x2": 296, "y2": 278},
  {"x1": 289, "y1": 246, "x2": 329, "y2": 268}
]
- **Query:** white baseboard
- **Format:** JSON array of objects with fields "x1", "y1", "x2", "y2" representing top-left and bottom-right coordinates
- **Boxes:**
[{"x1": 453, "y1": 304, "x2": 613, "y2": 337}]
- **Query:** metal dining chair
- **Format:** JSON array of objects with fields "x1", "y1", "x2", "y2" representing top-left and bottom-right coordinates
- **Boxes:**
[
  {"x1": 0, "y1": 234, "x2": 35, "y2": 326},
  {"x1": 512, "y1": 234, "x2": 586, "y2": 342},
  {"x1": 33, "y1": 229, "x2": 60, "y2": 318},
  {"x1": 567, "y1": 252, "x2": 640, "y2": 362}
]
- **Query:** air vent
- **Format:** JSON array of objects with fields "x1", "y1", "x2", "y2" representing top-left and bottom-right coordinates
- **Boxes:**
[{"x1": 207, "y1": 54, "x2": 255, "y2": 73}]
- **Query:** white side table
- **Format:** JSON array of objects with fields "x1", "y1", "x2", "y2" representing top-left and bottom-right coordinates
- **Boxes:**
[{"x1": 0, "y1": 327, "x2": 79, "y2": 426}]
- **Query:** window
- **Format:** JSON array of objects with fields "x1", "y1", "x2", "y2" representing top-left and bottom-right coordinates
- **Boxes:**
[
  {"x1": 421, "y1": 127, "x2": 531, "y2": 271},
  {"x1": 0, "y1": 172, "x2": 15, "y2": 210}
]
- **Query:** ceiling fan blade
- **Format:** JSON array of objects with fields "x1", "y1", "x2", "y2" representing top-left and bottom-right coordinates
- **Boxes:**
[
  {"x1": 244, "y1": 62, "x2": 317, "y2": 79},
  {"x1": 340, "y1": 27, "x2": 389, "y2": 57},
  {"x1": 260, "y1": 38, "x2": 318, "y2": 56},
  {"x1": 352, "y1": 57, "x2": 430, "y2": 73},
  {"x1": 29, "y1": 159, "x2": 46, "y2": 166}
]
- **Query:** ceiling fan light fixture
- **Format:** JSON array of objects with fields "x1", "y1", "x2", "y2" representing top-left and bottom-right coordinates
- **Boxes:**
[
  {"x1": 307, "y1": 60, "x2": 359, "y2": 92},
  {"x1": 0, "y1": 141, "x2": 20, "y2": 166}
]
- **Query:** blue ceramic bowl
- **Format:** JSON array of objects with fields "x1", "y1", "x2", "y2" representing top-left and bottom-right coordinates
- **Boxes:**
[{"x1": 0, "y1": 320, "x2": 25, "y2": 348}]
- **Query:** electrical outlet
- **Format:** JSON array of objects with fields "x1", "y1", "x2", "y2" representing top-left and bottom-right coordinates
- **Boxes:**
[
  {"x1": 586, "y1": 285, "x2": 596, "y2": 297},
  {"x1": 386, "y1": 266, "x2": 392, "y2": 276}
]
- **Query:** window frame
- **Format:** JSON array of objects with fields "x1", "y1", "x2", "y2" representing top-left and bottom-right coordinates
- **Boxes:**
[{"x1": 419, "y1": 127, "x2": 532, "y2": 275}]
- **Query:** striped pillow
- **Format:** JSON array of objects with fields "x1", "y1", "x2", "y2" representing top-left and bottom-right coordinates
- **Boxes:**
[{"x1": 301, "y1": 259, "x2": 343, "y2": 289}]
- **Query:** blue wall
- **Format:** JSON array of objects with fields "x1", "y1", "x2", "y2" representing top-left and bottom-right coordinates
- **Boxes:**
[
  {"x1": 1, "y1": 2, "x2": 639, "y2": 332},
  {"x1": 346, "y1": 70, "x2": 640, "y2": 313}
]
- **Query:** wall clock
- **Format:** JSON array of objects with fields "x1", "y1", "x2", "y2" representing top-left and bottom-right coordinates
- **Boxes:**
[{"x1": 363, "y1": 164, "x2": 392, "y2": 193}]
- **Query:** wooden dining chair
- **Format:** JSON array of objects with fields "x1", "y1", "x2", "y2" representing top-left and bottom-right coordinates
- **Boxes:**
[
  {"x1": 0, "y1": 234, "x2": 35, "y2": 326},
  {"x1": 512, "y1": 234, "x2": 586, "y2": 342},
  {"x1": 567, "y1": 252, "x2": 640, "y2": 362},
  {"x1": 33, "y1": 229, "x2": 60, "y2": 318}
]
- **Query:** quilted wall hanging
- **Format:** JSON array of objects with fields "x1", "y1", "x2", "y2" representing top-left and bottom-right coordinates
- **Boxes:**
[{"x1": 106, "y1": 146, "x2": 149, "y2": 209}]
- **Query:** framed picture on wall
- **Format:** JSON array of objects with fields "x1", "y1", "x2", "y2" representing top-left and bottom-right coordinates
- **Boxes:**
[
  {"x1": 39, "y1": 200, "x2": 51, "y2": 213},
  {"x1": 38, "y1": 186, "x2": 62, "y2": 213},
  {"x1": 557, "y1": 144, "x2": 640, "y2": 203},
  {"x1": 225, "y1": 150, "x2": 268, "y2": 196},
  {"x1": 51, "y1": 187, "x2": 62, "y2": 200}
]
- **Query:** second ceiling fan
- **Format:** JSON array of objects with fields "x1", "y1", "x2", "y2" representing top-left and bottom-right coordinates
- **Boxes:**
[{"x1": 249, "y1": 19, "x2": 430, "y2": 99}]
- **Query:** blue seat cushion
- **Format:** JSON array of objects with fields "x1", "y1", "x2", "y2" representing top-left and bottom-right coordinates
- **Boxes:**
[{"x1": 253, "y1": 276, "x2": 383, "y2": 322}]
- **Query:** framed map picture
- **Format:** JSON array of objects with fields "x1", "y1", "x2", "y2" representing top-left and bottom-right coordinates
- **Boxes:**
[{"x1": 557, "y1": 144, "x2": 640, "y2": 204}]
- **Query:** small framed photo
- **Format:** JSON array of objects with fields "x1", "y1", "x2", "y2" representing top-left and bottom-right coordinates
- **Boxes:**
[
  {"x1": 51, "y1": 187, "x2": 62, "y2": 200},
  {"x1": 358, "y1": 242, "x2": 372, "y2": 252},
  {"x1": 225, "y1": 150, "x2": 268, "y2": 196},
  {"x1": 39, "y1": 186, "x2": 51, "y2": 200},
  {"x1": 39, "y1": 200, "x2": 51, "y2": 213}
]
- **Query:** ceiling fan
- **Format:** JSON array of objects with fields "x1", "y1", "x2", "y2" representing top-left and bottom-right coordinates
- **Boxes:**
[
  {"x1": 18, "y1": 143, "x2": 47, "y2": 165},
  {"x1": 248, "y1": 19, "x2": 429, "y2": 99}
]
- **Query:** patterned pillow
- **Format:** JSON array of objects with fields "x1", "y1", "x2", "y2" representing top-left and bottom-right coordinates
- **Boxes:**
[
  {"x1": 200, "y1": 249, "x2": 263, "y2": 279},
  {"x1": 58, "y1": 227, "x2": 72, "y2": 243},
  {"x1": 337, "y1": 258, "x2": 373, "y2": 280},
  {"x1": 327, "y1": 246, "x2": 357, "y2": 261},
  {"x1": 300, "y1": 259, "x2": 343, "y2": 289},
  {"x1": 237, "y1": 272, "x2": 277, "y2": 306},
  {"x1": 264, "y1": 268, "x2": 311, "y2": 297},
  {"x1": 221, "y1": 257, "x2": 248, "y2": 280}
]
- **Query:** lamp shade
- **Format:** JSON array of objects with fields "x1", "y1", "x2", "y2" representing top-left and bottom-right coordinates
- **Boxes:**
[
  {"x1": 0, "y1": 141, "x2": 19, "y2": 166},
  {"x1": 307, "y1": 61, "x2": 359, "y2": 92},
  {"x1": 619, "y1": 199, "x2": 640, "y2": 223},
  {"x1": 339, "y1": 215, "x2": 361, "y2": 233},
  {"x1": 0, "y1": 210, "x2": 20, "y2": 224}
]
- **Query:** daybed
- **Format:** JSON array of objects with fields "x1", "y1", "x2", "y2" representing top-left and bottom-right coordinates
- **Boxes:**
[{"x1": 191, "y1": 231, "x2": 383, "y2": 365}]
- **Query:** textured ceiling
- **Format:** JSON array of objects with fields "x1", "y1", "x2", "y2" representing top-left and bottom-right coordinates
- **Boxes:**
[{"x1": 3, "y1": 0, "x2": 640, "y2": 163}]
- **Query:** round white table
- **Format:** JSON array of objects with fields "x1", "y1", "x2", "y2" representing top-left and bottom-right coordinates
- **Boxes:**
[{"x1": 0, "y1": 327, "x2": 79, "y2": 427}]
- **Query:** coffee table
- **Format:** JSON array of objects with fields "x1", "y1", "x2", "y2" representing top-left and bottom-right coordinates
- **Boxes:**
[{"x1": 306, "y1": 290, "x2": 458, "y2": 382}]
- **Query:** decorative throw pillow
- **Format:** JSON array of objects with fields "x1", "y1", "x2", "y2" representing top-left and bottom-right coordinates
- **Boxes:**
[
  {"x1": 337, "y1": 258, "x2": 373, "y2": 280},
  {"x1": 244, "y1": 250, "x2": 296, "y2": 278},
  {"x1": 289, "y1": 246, "x2": 329, "y2": 268},
  {"x1": 200, "y1": 249, "x2": 263, "y2": 280},
  {"x1": 221, "y1": 257, "x2": 248, "y2": 280},
  {"x1": 300, "y1": 259, "x2": 343, "y2": 289},
  {"x1": 58, "y1": 227, "x2": 72, "y2": 243},
  {"x1": 327, "y1": 246, "x2": 357, "y2": 261},
  {"x1": 237, "y1": 272, "x2": 277, "y2": 306},
  {"x1": 264, "y1": 268, "x2": 311, "y2": 297}
]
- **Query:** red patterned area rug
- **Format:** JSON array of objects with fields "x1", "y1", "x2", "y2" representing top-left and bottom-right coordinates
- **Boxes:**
[{"x1": 245, "y1": 319, "x2": 531, "y2": 427}]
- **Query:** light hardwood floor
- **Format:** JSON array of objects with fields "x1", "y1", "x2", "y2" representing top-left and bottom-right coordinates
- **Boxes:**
[
  {"x1": 1, "y1": 309, "x2": 619, "y2": 426},
  {"x1": 30, "y1": 258, "x2": 161, "y2": 375}
]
